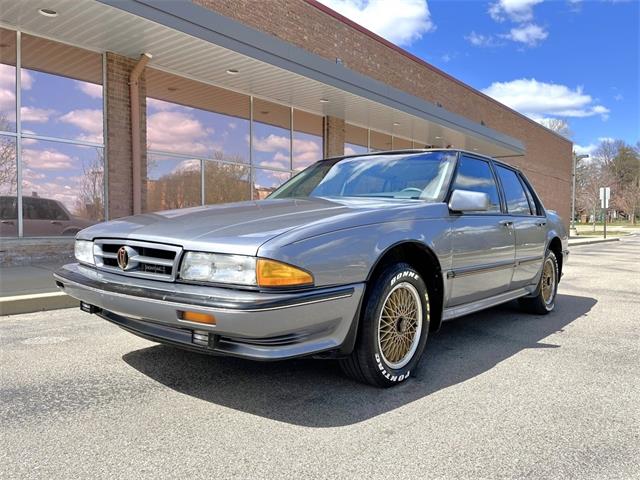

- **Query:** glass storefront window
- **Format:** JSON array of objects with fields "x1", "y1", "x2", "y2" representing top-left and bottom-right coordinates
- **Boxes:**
[
  {"x1": 0, "y1": 29, "x2": 17, "y2": 133},
  {"x1": 0, "y1": 135, "x2": 17, "y2": 237},
  {"x1": 253, "y1": 169, "x2": 290, "y2": 200},
  {"x1": 21, "y1": 34, "x2": 103, "y2": 143},
  {"x1": 292, "y1": 109, "x2": 323, "y2": 171},
  {"x1": 370, "y1": 130, "x2": 392, "y2": 151},
  {"x1": 252, "y1": 99, "x2": 291, "y2": 170},
  {"x1": 146, "y1": 153, "x2": 202, "y2": 212},
  {"x1": 204, "y1": 160, "x2": 251, "y2": 204},
  {"x1": 393, "y1": 137, "x2": 412, "y2": 149},
  {"x1": 345, "y1": 123, "x2": 368, "y2": 155},
  {"x1": 146, "y1": 68, "x2": 250, "y2": 163},
  {"x1": 21, "y1": 139, "x2": 104, "y2": 237}
]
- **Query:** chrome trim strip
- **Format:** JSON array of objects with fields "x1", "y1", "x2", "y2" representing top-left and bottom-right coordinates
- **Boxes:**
[{"x1": 450, "y1": 260, "x2": 515, "y2": 278}]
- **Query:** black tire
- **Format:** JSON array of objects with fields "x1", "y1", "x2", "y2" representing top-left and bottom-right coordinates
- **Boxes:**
[
  {"x1": 519, "y1": 250, "x2": 559, "y2": 315},
  {"x1": 339, "y1": 263, "x2": 430, "y2": 387}
]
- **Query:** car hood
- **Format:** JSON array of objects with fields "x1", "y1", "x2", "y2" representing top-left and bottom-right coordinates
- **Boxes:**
[{"x1": 78, "y1": 197, "x2": 445, "y2": 255}]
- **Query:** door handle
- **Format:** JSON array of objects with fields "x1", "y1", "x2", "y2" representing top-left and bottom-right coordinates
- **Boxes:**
[
  {"x1": 1, "y1": 220, "x2": 14, "y2": 225},
  {"x1": 535, "y1": 221, "x2": 546, "y2": 227},
  {"x1": 50, "y1": 221, "x2": 62, "y2": 225},
  {"x1": 499, "y1": 220, "x2": 513, "y2": 227}
]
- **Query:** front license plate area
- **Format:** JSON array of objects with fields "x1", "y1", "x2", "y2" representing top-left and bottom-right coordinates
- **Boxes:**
[{"x1": 80, "y1": 301, "x2": 100, "y2": 314}]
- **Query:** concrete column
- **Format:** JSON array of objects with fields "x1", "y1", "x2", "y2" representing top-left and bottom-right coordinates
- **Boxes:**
[
  {"x1": 323, "y1": 115, "x2": 345, "y2": 158},
  {"x1": 105, "y1": 52, "x2": 147, "y2": 219}
]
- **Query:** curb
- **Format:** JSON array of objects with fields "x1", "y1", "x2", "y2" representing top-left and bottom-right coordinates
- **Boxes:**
[
  {"x1": 568, "y1": 237, "x2": 620, "y2": 247},
  {"x1": 0, "y1": 292, "x2": 78, "y2": 316}
]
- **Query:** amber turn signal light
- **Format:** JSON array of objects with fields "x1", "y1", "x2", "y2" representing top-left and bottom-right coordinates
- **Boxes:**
[
  {"x1": 256, "y1": 258, "x2": 314, "y2": 287},
  {"x1": 179, "y1": 311, "x2": 216, "y2": 325}
]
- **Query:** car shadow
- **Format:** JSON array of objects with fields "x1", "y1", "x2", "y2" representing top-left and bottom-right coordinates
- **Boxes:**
[{"x1": 123, "y1": 293, "x2": 596, "y2": 427}]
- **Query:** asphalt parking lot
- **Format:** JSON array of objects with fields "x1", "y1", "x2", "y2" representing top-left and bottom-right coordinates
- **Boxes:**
[{"x1": 2, "y1": 236, "x2": 639, "y2": 479}]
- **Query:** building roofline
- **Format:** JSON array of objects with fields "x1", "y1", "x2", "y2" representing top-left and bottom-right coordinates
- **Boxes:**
[
  {"x1": 97, "y1": 0, "x2": 525, "y2": 155},
  {"x1": 305, "y1": 0, "x2": 572, "y2": 146}
]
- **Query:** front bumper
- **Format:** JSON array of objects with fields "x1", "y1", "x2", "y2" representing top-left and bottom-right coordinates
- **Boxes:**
[{"x1": 54, "y1": 263, "x2": 364, "y2": 360}]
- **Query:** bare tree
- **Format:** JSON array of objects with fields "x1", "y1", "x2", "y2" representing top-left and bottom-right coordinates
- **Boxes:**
[
  {"x1": 75, "y1": 148, "x2": 105, "y2": 221},
  {"x1": 0, "y1": 115, "x2": 17, "y2": 195},
  {"x1": 539, "y1": 118, "x2": 572, "y2": 139}
]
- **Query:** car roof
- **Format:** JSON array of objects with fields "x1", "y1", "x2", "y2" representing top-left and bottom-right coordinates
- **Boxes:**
[{"x1": 324, "y1": 148, "x2": 521, "y2": 171}]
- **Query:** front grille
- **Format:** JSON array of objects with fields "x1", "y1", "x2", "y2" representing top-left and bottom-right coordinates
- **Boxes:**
[{"x1": 93, "y1": 239, "x2": 182, "y2": 281}]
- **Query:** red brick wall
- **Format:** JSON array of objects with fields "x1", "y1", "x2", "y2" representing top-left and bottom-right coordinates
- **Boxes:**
[
  {"x1": 324, "y1": 116, "x2": 345, "y2": 157},
  {"x1": 193, "y1": 0, "x2": 573, "y2": 222},
  {"x1": 105, "y1": 53, "x2": 147, "y2": 219}
]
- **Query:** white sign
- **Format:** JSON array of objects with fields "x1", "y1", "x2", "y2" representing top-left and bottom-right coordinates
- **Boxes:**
[{"x1": 599, "y1": 187, "x2": 610, "y2": 209}]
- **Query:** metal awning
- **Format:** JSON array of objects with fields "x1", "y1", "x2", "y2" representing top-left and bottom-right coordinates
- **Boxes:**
[{"x1": 0, "y1": 0, "x2": 525, "y2": 157}]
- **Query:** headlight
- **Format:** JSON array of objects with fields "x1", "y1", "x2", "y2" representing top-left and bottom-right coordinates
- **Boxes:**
[
  {"x1": 180, "y1": 252, "x2": 314, "y2": 287},
  {"x1": 180, "y1": 252, "x2": 257, "y2": 285},
  {"x1": 74, "y1": 240, "x2": 94, "y2": 265}
]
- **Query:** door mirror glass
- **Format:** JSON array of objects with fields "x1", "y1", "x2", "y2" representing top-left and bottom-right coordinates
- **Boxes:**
[{"x1": 448, "y1": 189, "x2": 490, "y2": 212}]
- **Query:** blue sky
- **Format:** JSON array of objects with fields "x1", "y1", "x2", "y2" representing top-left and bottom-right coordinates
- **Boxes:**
[{"x1": 318, "y1": 0, "x2": 639, "y2": 155}]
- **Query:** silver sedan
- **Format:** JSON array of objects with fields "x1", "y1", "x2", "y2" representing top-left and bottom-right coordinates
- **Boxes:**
[{"x1": 55, "y1": 149, "x2": 568, "y2": 387}]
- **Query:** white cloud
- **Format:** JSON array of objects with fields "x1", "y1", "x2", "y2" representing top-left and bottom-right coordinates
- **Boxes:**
[
  {"x1": 613, "y1": 93, "x2": 623, "y2": 101},
  {"x1": 489, "y1": 0, "x2": 543, "y2": 22},
  {"x1": 253, "y1": 134, "x2": 290, "y2": 153},
  {"x1": 147, "y1": 110, "x2": 217, "y2": 155},
  {"x1": 60, "y1": 109, "x2": 103, "y2": 143},
  {"x1": 500, "y1": 23, "x2": 548, "y2": 46},
  {"x1": 293, "y1": 138, "x2": 322, "y2": 168},
  {"x1": 317, "y1": 0, "x2": 435, "y2": 46},
  {"x1": 21, "y1": 106, "x2": 55, "y2": 123},
  {"x1": 481, "y1": 78, "x2": 610, "y2": 120},
  {"x1": 171, "y1": 159, "x2": 200, "y2": 175},
  {"x1": 22, "y1": 148, "x2": 74, "y2": 170},
  {"x1": 77, "y1": 81, "x2": 102, "y2": 99},
  {"x1": 465, "y1": 31, "x2": 502, "y2": 47}
]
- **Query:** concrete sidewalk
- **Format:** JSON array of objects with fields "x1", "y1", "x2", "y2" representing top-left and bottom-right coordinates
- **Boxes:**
[
  {"x1": 0, "y1": 262, "x2": 77, "y2": 316},
  {"x1": 568, "y1": 236, "x2": 621, "y2": 247}
]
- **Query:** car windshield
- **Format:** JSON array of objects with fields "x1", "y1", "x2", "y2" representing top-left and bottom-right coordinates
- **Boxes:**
[{"x1": 270, "y1": 151, "x2": 457, "y2": 201}]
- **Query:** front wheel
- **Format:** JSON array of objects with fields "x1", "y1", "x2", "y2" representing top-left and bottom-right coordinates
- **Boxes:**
[
  {"x1": 340, "y1": 263, "x2": 430, "y2": 387},
  {"x1": 519, "y1": 250, "x2": 559, "y2": 315}
]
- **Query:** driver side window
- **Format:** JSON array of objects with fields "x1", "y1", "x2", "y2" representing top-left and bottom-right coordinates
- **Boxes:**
[{"x1": 451, "y1": 157, "x2": 501, "y2": 213}]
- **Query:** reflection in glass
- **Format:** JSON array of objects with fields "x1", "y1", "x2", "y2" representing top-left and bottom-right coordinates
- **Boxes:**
[
  {"x1": 146, "y1": 153, "x2": 202, "y2": 212},
  {"x1": 293, "y1": 109, "x2": 323, "y2": 171},
  {"x1": 0, "y1": 135, "x2": 17, "y2": 237},
  {"x1": 253, "y1": 169, "x2": 290, "y2": 200},
  {"x1": 345, "y1": 143, "x2": 368, "y2": 156},
  {"x1": 21, "y1": 139, "x2": 104, "y2": 236},
  {"x1": 345, "y1": 124, "x2": 368, "y2": 154},
  {"x1": 252, "y1": 99, "x2": 291, "y2": 170},
  {"x1": 393, "y1": 137, "x2": 412, "y2": 149},
  {"x1": 205, "y1": 160, "x2": 251, "y2": 204},
  {"x1": 21, "y1": 34, "x2": 103, "y2": 143},
  {"x1": 146, "y1": 69, "x2": 250, "y2": 163},
  {"x1": 0, "y1": 29, "x2": 16, "y2": 132},
  {"x1": 370, "y1": 130, "x2": 392, "y2": 151}
]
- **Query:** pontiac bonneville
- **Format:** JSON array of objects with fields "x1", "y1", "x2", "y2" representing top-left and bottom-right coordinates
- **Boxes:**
[{"x1": 55, "y1": 149, "x2": 568, "y2": 387}]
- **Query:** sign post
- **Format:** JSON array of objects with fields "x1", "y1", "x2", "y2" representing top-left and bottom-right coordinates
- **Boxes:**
[{"x1": 599, "y1": 187, "x2": 610, "y2": 239}]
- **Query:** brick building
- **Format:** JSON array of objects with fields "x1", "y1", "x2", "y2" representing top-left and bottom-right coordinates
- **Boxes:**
[{"x1": 0, "y1": 0, "x2": 572, "y2": 265}]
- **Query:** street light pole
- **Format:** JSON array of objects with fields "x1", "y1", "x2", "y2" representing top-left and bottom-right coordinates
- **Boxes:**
[{"x1": 571, "y1": 153, "x2": 589, "y2": 237}]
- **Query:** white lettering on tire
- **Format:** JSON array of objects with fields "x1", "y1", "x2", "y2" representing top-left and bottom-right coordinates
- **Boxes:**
[{"x1": 375, "y1": 353, "x2": 410, "y2": 383}]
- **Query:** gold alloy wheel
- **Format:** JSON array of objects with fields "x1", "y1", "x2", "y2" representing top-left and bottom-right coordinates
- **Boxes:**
[
  {"x1": 541, "y1": 257, "x2": 556, "y2": 306},
  {"x1": 377, "y1": 282, "x2": 423, "y2": 369}
]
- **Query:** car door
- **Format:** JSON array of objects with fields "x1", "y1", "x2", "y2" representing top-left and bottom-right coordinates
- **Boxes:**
[
  {"x1": 448, "y1": 155, "x2": 515, "y2": 306},
  {"x1": 22, "y1": 197, "x2": 67, "y2": 236},
  {"x1": 494, "y1": 164, "x2": 547, "y2": 289}
]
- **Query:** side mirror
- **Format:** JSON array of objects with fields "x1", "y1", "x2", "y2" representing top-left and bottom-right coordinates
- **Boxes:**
[{"x1": 448, "y1": 189, "x2": 490, "y2": 212}]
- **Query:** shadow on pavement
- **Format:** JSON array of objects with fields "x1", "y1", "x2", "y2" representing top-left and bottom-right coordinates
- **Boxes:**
[{"x1": 123, "y1": 293, "x2": 596, "y2": 427}]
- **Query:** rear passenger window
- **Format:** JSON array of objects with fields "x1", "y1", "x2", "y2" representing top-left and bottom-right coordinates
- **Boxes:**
[
  {"x1": 495, "y1": 165, "x2": 532, "y2": 215},
  {"x1": 451, "y1": 156, "x2": 501, "y2": 213}
]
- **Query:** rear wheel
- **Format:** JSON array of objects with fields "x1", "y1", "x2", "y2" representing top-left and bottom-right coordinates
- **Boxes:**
[
  {"x1": 340, "y1": 263, "x2": 430, "y2": 387},
  {"x1": 519, "y1": 250, "x2": 559, "y2": 315}
]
